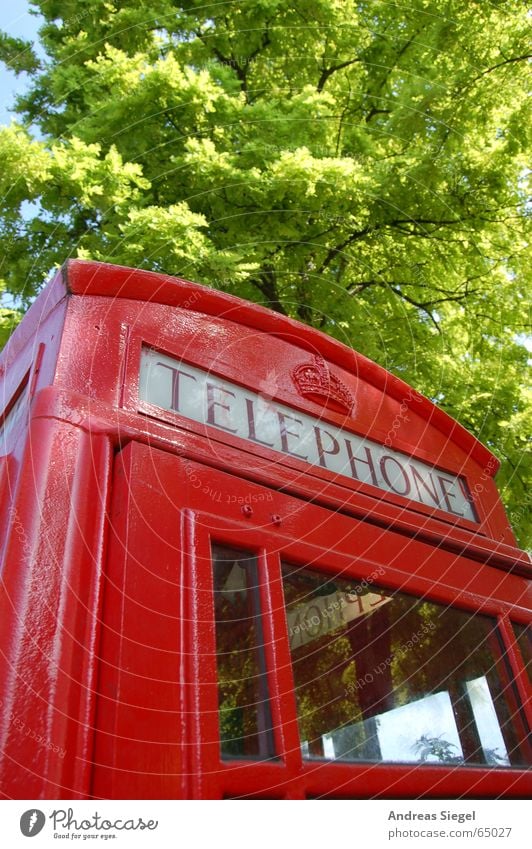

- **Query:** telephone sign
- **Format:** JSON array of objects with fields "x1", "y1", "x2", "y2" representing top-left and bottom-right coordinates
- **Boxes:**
[{"x1": 140, "y1": 347, "x2": 477, "y2": 521}]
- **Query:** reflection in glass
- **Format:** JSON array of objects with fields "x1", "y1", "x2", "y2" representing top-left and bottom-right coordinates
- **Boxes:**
[
  {"x1": 465, "y1": 677, "x2": 510, "y2": 765},
  {"x1": 282, "y1": 565, "x2": 527, "y2": 767},
  {"x1": 0, "y1": 381, "x2": 29, "y2": 447},
  {"x1": 212, "y1": 544, "x2": 275, "y2": 760},
  {"x1": 513, "y1": 622, "x2": 531, "y2": 684}
]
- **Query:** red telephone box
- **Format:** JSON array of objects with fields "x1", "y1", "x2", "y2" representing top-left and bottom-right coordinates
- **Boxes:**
[{"x1": 0, "y1": 260, "x2": 530, "y2": 799}]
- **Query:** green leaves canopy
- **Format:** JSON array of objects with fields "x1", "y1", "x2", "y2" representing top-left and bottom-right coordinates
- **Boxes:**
[{"x1": 0, "y1": 0, "x2": 530, "y2": 544}]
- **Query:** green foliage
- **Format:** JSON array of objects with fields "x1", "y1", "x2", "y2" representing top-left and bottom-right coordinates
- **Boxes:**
[
  {"x1": 0, "y1": 0, "x2": 530, "y2": 544},
  {"x1": 0, "y1": 31, "x2": 40, "y2": 74},
  {"x1": 0, "y1": 308, "x2": 23, "y2": 348}
]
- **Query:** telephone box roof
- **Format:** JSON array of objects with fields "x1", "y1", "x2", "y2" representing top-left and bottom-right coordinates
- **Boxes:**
[{"x1": 2, "y1": 259, "x2": 499, "y2": 474}]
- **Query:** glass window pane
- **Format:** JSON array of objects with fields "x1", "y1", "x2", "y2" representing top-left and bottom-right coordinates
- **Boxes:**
[
  {"x1": 212, "y1": 544, "x2": 275, "y2": 760},
  {"x1": 282, "y1": 564, "x2": 528, "y2": 767},
  {"x1": 512, "y1": 622, "x2": 531, "y2": 684},
  {"x1": 0, "y1": 380, "x2": 29, "y2": 448}
]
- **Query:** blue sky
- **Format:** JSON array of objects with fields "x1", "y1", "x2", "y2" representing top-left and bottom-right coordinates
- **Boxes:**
[{"x1": 0, "y1": 0, "x2": 43, "y2": 125}]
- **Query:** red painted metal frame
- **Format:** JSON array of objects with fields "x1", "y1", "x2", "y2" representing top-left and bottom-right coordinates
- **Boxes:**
[
  {"x1": 0, "y1": 260, "x2": 530, "y2": 800},
  {"x1": 90, "y1": 447, "x2": 186, "y2": 800},
  {"x1": 52, "y1": 261, "x2": 526, "y2": 548},
  {"x1": 118, "y1": 305, "x2": 489, "y2": 529},
  {"x1": 128, "y1": 338, "x2": 486, "y2": 535},
  {"x1": 89, "y1": 443, "x2": 531, "y2": 799}
]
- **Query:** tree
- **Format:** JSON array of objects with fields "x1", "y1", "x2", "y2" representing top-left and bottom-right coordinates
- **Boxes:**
[{"x1": 0, "y1": 0, "x2": 530, "y2": 544}]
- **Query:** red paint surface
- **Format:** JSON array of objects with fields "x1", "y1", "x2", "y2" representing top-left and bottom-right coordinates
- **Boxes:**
[{"x1": 0, "y1": 260, "x2": 529, "y2": 799}]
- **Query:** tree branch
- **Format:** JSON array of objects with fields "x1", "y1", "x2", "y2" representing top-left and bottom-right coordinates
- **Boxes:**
[
  {"x1": 316, "y1": 226, "x2": 373, "y2": 274},
  {"x1": 365, "y1": 107, "x2": 390, "y2": 122},
  {"x1": 317, "y1": 57, "x2": 362, "y2": 92},
  {"x1": 249, "y1": 266, "x2": 287, "y2": 315},
  {"x1": 194, "y1": 29, "x2": 271, "y2": 93},
  {"x1": 469, "y1": 53, "x2": 532, "y2": 86},
  {"x1": 388, "y1": 286, "x2": 442, "y2": 332},
  {"x1": 498, "y1": 450, "x2": 527, "y2": 492}
]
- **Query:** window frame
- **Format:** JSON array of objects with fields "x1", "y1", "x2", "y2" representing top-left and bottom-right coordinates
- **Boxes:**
[
  {"x1": 211, "y1": 542, "x2": 277, "y2": 761},
  {"x1": 185, "y1": 505, "x2": 531, "y2": 800}
]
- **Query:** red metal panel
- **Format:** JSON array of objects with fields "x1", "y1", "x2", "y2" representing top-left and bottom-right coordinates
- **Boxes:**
[
  {"x1": 0, "y1": 269, "x2": 66, "y2": 390},
  {"x1": 90, "y1": 443, "x2": 186, "y2": 800},
  {"x1": 96, "y1": 442, "x2": 530, "y2": 800},
  {"x1": 34, "y1": 419, "x2": 526, "y2": 587},
  {"x1": 182, "y1": 510, "x2": 220, "y2": 800},
  {"x1": 497, "y1": 615, "x2": 532, "y2": 737},
  {"x1": 0, "y1": 418, "x2": 112, "y2": 798},
  {"x1": 60, "y1": 290, "x2": 489, "y2": 475},
  {"x1": 298, "y1": 760, "x2": 532, "y2": 799},
  {"x1": 151, "y1": 456, "x2": 532, "y2": 618},
  {"x1": 54, "y1": 290, "x2": 515, "y2": 542},
  {"x1": 259, "y1": 550, "x2": 302, "y2": 779},
  {"x1": 1, "y1": 259, "x2": 514, "y2": 548},
  {"x1": 61, "y1": 259, "x2": 498, "y2": 475},
  {"x1": 25, "y1": 384, "x2": 532, "y2": 577},
  {"x1": 0, "y1": 260, "x2": 529, "y2": 801}
]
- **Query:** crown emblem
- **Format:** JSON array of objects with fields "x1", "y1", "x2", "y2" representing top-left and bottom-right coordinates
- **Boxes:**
[{"x1": 291, "y1": 355, "x2": 355, "y2": 415}]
